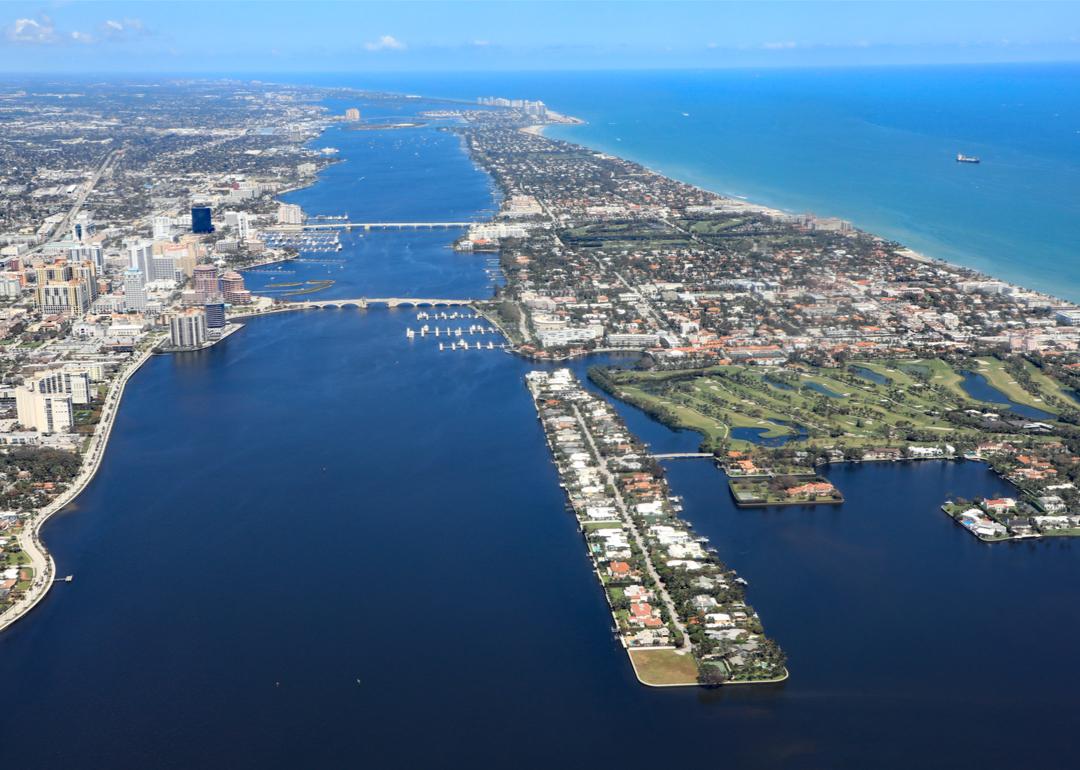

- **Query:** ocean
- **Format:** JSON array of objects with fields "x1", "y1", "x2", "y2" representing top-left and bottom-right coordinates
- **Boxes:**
[{"x1": 298, "y1": 65, "x2": 1080, "y2": 301}]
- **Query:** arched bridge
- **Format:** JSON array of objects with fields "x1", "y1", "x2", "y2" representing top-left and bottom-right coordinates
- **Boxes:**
[
  {"x1": 293, "y1": 297, "x2": 477, "y2": 310},
  {"x1": 275, "y1": 222, "x2": 474, "y2": 232}
]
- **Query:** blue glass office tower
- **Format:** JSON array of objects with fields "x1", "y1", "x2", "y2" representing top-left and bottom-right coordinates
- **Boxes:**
[
  {"x1": 204, "y1": 301, "x2": 226, "y2": 329},
  {"x1": 191, "y1": 206, "x2": 214, "y2": 234}
]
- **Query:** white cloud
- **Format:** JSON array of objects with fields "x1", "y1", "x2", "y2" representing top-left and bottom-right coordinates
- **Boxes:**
[
  {"x1": 100, "y1": 18, "x2": 147, "y2": 40},
  {"x1": 6, "y1": 16, "x2": 58, "y2": 44},
  {"x1": 471, "y1": 39, "x2": 490, "y2": 47},
  {"x1": 4, "y1": 15, "x2": 148, "y2": 46},
  {"x1": 364, "y1": 34, "x2": 406, "y2": 52},
  {"x1": 762, "y1": 41, "x2": 798, "y2": 50}
]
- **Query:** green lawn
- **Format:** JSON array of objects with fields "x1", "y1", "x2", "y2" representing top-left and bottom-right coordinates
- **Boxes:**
[
  {"x1": 628, "y1": 648, "x2": 700, "y2": 686},
  {"x1": 602, "y1": 358, "x2": 1007, "y2": 452},
  {"x1": 972, "y1": 357, "x2": 1059, "y2": 414}
]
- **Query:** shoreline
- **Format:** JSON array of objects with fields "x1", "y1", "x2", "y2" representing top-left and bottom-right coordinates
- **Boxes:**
[
  {"x1": 0, "y1": 81, "x2": 1061, "y2": 645},
  {"x1": 0, "y1": 341, "x2": 160, "y2": 634},
  {"x1": 527, "y1": 369, "x2": 789, "y2": 687},
  {"x1": 532, "y1": 121, "x2": 1071, "y2": 307}
]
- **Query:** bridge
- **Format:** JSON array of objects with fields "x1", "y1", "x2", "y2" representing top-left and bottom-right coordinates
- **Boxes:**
[
  {"x1": 652, "y1": 452, "x2": 716, "y2": 460},
  {"x1": 273, "y1": 222, "x2": 475, "y2": 232},
  {"x1": 293, "y1": 297, "x2": 476, "y2": 310}
]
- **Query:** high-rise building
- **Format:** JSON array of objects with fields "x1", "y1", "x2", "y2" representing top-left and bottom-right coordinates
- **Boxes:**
[
  {"x1": 224, "y1": 211, "x2": 253, "y2": 241},
  {"x1": 148, "y1": 254, "x2": 180, "y2": 283},
  {"x1": 123, "y1": 268, "x2": 147, "y2": 313},
  {"x1": 128, "y1": 240, "x2": 153, "y2": 278},
  {"x1": 169, "y1": 309, "x2": 207, "y2": 349},
  {"x1": 33, "y1": 369, "x2": 92, "y2": 405},
  {"x1": 66, "y1": 243, "x2": 104, "y2": 273},
  {"x1": 33, "y1": 260, "x2": 96, "y2": 315},
  {"x1": 344, "y1": 108, "x2": 361, "y2": 121},
  {"x1": 15, "y1": 385, "x2": 73, "y2": 434},
  {"x1": 277, "y1": 203, "x2": 304, "y2": 225},
  {"x1": 70, "y1": 211, "x2": 94, "y2": 242},
  {"x1": 204, "y1": 301, "x2": 226, "y2": 330},
  {"x1": 220, "y1": 271, "x2": 251, "y2": 305},
  {"x1": 192, "y1": 264, "x2": 220, "y2": 302},
  {"x1": 153, "y1": 215, "x2": 174, "y2": 241},
  {"x1": 161, "y1": 242, "x2": 197, "y2": 278},
  {"x1": 191, "y1": 206, "x2": 214, "y2": 234}
]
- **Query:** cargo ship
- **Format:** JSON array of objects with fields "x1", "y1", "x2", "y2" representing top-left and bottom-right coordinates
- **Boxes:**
[{"x1": 956, "y1": 153, "x2": 981, "y2": 164}]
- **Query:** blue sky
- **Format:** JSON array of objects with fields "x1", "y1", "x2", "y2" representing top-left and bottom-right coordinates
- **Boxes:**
[{"x1": 2, "y1": 1, "x2": 1079, "y2": 72}]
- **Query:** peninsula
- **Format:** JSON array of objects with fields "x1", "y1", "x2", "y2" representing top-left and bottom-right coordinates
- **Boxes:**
[
  {"x1": 2, "y1": 80, "x2": 1079, "y2": 693},
  {"x1": 439, "y1": 105, "x2": 1080, "y2": 542}
]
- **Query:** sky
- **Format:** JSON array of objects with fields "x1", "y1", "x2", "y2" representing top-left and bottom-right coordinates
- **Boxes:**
[{"x1": 1, "y1": 0, "x2": 1079, "y2": 73}]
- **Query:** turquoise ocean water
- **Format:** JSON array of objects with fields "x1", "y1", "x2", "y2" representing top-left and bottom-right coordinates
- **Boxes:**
[{"x1": 306, "y1": 65, "x2": 1080, "y2": 301}]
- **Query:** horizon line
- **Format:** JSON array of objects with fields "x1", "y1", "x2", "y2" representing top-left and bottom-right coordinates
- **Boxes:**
[{"x1": 4, "y1": 59, "x2": 1080, "y2": 78}]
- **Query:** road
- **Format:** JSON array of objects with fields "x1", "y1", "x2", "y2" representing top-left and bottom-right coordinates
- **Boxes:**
[
  {"x1": 43, "y1": 147, "x2": 124, "y2": 246},
  {"x1": 0, "y1": 340, "x2": 158, "y2": 634},
  {"x1": 571, "y1": 402, "x2": 692, "y2": 648}
]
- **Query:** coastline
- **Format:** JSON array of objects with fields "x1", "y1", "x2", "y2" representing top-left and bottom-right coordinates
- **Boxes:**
[
  {"x1": 0, "y1": 83, "x2": 1063, "y2": 641},
  {"x1": 0, "y1": 99, "x2": 342, "y2": 638},
  {"x1": 531, "y1": 122, "x2": 1069, "y2": 306},
  {"x1": 0, "y1": 340, "x2": 160, "y2": 633}
]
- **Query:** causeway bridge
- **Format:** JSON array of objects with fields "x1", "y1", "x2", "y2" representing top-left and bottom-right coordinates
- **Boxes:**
[
  {"x1": 274, "y1": 222, "x2": 474, "y2": 232},
  {"x1": 652, "y1": 452, "x2": 716, "y2": 460},
  {"x1": 293, "y1": 297, "x2": 476, "y2": 310}
]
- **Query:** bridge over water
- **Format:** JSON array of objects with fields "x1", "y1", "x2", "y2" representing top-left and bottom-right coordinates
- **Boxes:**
[
  {"x1": 651, "y1": 452, "x2": 716, "y2": 460},
  {"x1": 273, "y1": 222, "x2": 474, "y2": 232},
  {"x1": 293, "y1": 297, "x2": 477, "y2": 310}
]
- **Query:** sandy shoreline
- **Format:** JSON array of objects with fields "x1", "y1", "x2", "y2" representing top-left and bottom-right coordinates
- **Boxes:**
[{"x1": 531, "y1": 116, "x2": 1070, "y2": 306}]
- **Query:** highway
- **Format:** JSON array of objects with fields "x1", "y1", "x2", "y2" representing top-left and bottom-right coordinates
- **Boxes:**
[{"x1": 44, "y1": 147, "x2": 124, "y2": 244}]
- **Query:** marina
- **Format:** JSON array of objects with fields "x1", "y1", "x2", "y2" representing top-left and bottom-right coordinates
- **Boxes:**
[
  {"x1": 437, "y1": 340, "x2": 506, "y2": 351},
  {"x1": 406, "y1": 324, "x2": 498, "y2": 337},
  {"x1": 259, "y1": 231, "x2": 343, "y2": 252}
]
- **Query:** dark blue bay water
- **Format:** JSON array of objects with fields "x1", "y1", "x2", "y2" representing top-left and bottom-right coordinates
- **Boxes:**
[{"x1": 1, "y1": 91, "x2": 1080, "y2": 769}]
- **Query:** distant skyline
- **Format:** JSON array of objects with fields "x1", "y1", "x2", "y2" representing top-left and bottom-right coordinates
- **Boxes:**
[{"x1": 2, "y1": 1, "x2": 1079, "y2": 73}]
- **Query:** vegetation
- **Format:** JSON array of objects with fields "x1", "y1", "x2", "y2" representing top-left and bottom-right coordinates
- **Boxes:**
[
  {"x1": 628, "y1": 648, "x2": 700, "y2": 686},
  {"x1": 0, "y1": 447, "x2": 81, "y2": 511},
  {"x1": 593, "y1": 356, "x2": 1080, "y2": 456}
]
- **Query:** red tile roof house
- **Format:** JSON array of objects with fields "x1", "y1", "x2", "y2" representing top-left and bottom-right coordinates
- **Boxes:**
[
  {"x1": 984, "y1": 498, "x2": 1017, "y2": 514},
  {"x1": 786, "y1": 481, "x2": 836, "y2": 497},
  {"x1": 629, "y1": 602, "x2": 654, "y2": 625},
  {"x1": 607, "y1": 561, "x2": 632, "y2": 578}
]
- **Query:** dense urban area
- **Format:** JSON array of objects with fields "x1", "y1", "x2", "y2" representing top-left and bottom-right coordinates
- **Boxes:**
[{"x1": 0, "y1": 78, "x2": 367, "y2": 623}]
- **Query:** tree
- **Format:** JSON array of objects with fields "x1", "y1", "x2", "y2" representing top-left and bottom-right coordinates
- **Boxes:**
[{"x1": 698, "y1": 664, "x2": 727, "y2": 687}]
